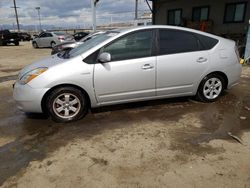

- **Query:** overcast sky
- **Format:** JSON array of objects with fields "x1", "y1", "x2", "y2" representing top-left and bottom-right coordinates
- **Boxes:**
[{"x1": 0, "y1": 0, "x2": 151, "y2": 29}]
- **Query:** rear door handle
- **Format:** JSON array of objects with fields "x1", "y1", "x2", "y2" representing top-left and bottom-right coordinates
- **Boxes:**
[
  {"x1": 197, "y1": 57, "x2": 207, "y2": 63},
  {"x1": 142, "y1": 64, "x2": 154, "y2": 70}
]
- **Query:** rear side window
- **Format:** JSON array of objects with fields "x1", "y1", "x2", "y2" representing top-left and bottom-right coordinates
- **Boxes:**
[
  {"x1": 158, "y1": 29, "x2": 200, "y2": 55},
  {"x1": 195, "y1": 34, "x2": 219, "y2": 50}
]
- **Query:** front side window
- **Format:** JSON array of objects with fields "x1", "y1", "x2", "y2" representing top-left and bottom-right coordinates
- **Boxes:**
[
  {"x1": 102, "y1": 30, "x2": 153, "y2": 62},
  {"x1": 224, "y1": 2, "x2": 247, "y2": 23},
  {"x1": 158, "y1": 29, "x2": 200, "y2": 55},
  {"x1": 192, "y1": 6, "x2": 209, "y2": 21},
  {"x1": 168, "y1": 9, "x2": 182, "y2": 26}
]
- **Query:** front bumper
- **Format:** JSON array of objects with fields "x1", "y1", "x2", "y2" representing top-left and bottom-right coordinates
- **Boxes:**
[{"x1": 13, "y1": 82, "x2": 49, "y2": 113}]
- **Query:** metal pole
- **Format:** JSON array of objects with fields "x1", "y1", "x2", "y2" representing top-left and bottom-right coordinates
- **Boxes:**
[
  {"x1": 91, "y1": 0, "x2": 96, "y2": 32},
  {"x1": 12, "y1": 0, "x2": 20, "y2": 32},
  {"x1": 36, "y1": 7, "x2": 42, "y2": 31},
  {"x1": 135, "y1": 0, "x2": 138, "y2": 20}
]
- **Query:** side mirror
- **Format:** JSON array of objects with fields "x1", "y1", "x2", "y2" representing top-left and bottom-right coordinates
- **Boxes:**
[{"x1": 98, "y1": 52, "x2": 111, "y2": 63}]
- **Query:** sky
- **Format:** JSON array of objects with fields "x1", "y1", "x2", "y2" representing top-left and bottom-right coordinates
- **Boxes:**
[{"x1": 0, "y1": 0, "x2": 151, "y2": 29}]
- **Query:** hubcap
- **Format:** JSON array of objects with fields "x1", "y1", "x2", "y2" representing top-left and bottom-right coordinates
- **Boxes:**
[
  {"x1": 52, "y1": 93, "x2": 81, "y2": 119},
  {"x1": 203, "y1": 78, "x2": 222, "y2": 100}
]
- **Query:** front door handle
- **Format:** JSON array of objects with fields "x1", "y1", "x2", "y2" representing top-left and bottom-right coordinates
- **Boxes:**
[
  {"x1": 197, "y1": 57, "x2": 207, "y2": 63},
  {"x1": 142, "y1": 64, "x2": 154, "y2": 70}
]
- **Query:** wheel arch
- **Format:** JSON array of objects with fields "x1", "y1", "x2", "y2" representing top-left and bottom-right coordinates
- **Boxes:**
[
  {"x1": 197, "y1": 71, "x2": 229, "y2": 93},
  {"x1": 41, "y1": 84, "x2": 91, "y2": 114}
]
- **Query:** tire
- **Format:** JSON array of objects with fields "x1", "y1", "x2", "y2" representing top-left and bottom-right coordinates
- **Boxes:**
[
  {"x1": 15, "y1": 41, "x2": 19, "y2": 46},
  {"x1": 196, "y1": 74, "x2": 225, "y2": 102},
  {"x1": 51, "y1": 41, "x2": 56, "y2": 48},
  {"x1": 46, "y1": 87, "x2": 88, "y2": 122},
  {"x1": 32, "y1": 41, "x2": 38, "y2": 48}
]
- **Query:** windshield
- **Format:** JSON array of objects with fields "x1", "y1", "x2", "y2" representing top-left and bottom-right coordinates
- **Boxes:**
[{"x1": 68, "y1": 31, "x2": 119, "y2": 58}]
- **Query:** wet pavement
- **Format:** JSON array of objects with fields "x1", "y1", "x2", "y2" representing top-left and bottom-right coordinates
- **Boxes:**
[{"x1": 0, "y1": 74, "x2": 250, "y2": 186}]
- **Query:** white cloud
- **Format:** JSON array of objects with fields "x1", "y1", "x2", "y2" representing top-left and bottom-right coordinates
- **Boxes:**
[{"x1": 0, "y1": 0, "x2": 151, "y2": 28}]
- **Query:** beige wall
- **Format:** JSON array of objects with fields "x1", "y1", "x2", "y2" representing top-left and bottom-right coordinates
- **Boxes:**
[{"x1": 154, "y1": 0, "x2": 250, "y2": 35}]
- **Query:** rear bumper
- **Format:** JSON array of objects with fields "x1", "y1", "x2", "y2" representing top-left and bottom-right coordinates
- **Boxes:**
[
  {"x1": 13, "y1": 82, "x2": 49, "y2": 113},
  {"x1": 227, "y1": 63, "x2": 242, "y2": 89}
]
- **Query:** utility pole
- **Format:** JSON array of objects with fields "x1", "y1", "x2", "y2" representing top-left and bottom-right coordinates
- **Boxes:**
[
  {"x1": 91, "y1": 0, "x2": 99, "y2": 32},
  {"x1": 135, "y1": 0, "x2": 138, "y2": 20},
  {"x1": 35, "y1": 7, "x2": 42, "y2": 31},
  {"x1": 11, "y1": 0, "x2": 20, "y2": 32}
]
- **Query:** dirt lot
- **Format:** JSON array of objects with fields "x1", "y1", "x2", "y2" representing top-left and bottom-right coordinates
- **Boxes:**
[{"x1": 0, "y1": 42, "x2": 250, "y2": 188}]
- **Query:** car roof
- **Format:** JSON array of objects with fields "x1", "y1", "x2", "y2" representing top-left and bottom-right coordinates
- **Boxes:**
[{"x1": 115, "y1": 25, "x2": 222, "y2": 40}]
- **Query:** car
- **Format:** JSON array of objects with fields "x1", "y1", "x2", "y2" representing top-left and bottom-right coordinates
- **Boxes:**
[
  {"x1": 51, "y1": 31, "x2": 104, "y2": 55},
  {"x1": 32, "y1": 31, "x2": 74, "y2": 48},
  {"x1": 73, "y1": 31, "x2": 89, "y2": 41},
  {"x1": 0, "y1": 30, "x2": 20, "y2": 46},
  {"x1": 18, "y1": 32, "x2": 31, "y2": 41},
  {"x1": 13, "y1": 26, "x2": 242, "y2": 123}
]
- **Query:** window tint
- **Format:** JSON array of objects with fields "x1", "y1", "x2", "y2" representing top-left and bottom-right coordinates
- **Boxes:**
[
  {"x1": 168, "y1": 9, "x2": 182, "y2": 25},
  {"x1": 158, "y1": 29, "x2": 200, "y2": 55},
  {"x1": 83, "y1": 50, "x2": 100, "y2": 64},
  {"x1": 39, "y1": 33, "x2": 46, "y2": 38},
  {"x1": 224, "y1": 2, "x2": 247, "y2": 23},
  {"x1": 102, "y1": 30, "x2": 153, "y2": 61},
  {"x1": 192, "y1": 6, "x2": 209, "y2": 21},
  {"x1": 46, "y1": 33, "x2": 53, "y2": 37},
  {"x1": 195, "y1": 34, "x2": 218, "y2": 50}
]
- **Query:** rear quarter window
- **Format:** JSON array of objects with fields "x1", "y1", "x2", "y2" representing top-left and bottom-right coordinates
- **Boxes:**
[{"x1": 195, "y1": 34, "x2": 219, "y2": 50}]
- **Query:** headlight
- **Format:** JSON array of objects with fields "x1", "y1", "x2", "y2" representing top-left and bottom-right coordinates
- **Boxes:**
[{"x1": 19, "y1": 67, "x2": 48, "y2": 85}]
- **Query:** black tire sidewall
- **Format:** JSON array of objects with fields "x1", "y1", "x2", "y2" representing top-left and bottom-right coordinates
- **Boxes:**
[
  {"x1": 33, "y1": 42, "x2": 38, "y2": 48},
  {"x1": 46, "y1": 87, "x2": 88, "y2": 123},
  {"x1": 197, "y1": 74, "x2": 225, "y2": 102},
  {"x1": 51, "y1": 42, "x2": 56, "y2": 48}
]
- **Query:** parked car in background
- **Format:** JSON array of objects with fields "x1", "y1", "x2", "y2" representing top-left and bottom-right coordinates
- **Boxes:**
[
  {"x1": 32, "y1": 31, "x2": 74, "y2": 48},
  {"x1": 51, "y1": 31, "x2": 104, "y2": 55},
  {"x1": 0, "y1": 30, "x2": 20, "y2": 46},
  {"x1": 18, "y1": 32, "x2": 31, "y2": 41},
  {"x1": 73, "y1": 31, "x2": 89, "y2": 41},
  {"x1": 14, "y1": 26, "x2": 242, "y2": 122}
]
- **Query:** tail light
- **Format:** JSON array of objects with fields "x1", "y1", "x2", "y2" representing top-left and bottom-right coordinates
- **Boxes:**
[{"x1": 58, "y1": 36, "x2": 65, "y2": 41}]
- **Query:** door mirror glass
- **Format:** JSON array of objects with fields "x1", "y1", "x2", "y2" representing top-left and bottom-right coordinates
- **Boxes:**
[{"x1": 98, "y1": 52, "x2": 111, "y2": 63}]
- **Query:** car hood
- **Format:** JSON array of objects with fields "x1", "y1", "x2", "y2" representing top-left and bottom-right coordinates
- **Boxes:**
[{"x1": 18, "y1": 55, "x2": 67, "y2": 79}]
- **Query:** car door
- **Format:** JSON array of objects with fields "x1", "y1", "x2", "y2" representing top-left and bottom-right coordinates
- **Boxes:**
[
  {"x1": 44, "y1": 33, "x2": 53, "y2": 47},
  {"x1": 156, "y1": 29, "x2": 209, "y2": 96},
  {"x1": 37, "y1": 33, "x2": 46, "y2": 47},
  {"x1": 94, "y1": 29, "x2": 156, "y2": 104}
]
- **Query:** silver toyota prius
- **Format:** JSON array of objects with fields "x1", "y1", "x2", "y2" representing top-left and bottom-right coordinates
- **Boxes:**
[{"x1": 13, "y1": 26, "x2": 242, "y2": 122}]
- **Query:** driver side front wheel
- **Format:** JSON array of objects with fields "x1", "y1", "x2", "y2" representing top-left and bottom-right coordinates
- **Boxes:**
[{"x1": 46, "y1": 87, "x2": 89, "y2": 122}]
